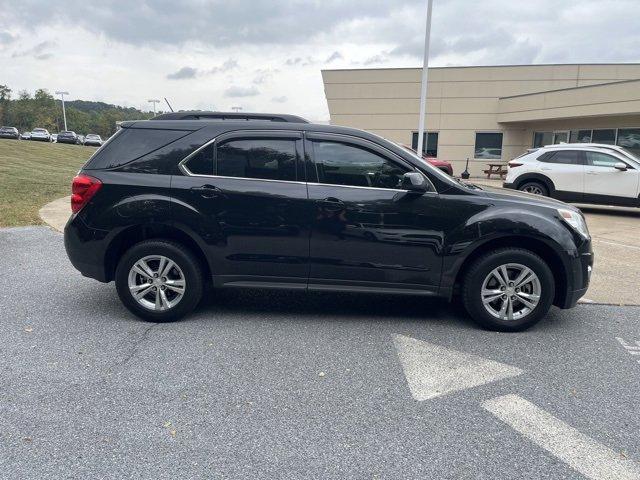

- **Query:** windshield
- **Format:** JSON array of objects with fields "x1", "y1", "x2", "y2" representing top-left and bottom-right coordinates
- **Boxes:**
[{"x1": 33, "y1": 128, "x2": 46, "y2": 132}]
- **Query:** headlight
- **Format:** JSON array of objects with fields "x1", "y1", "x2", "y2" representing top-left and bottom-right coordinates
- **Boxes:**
[{"x1": 557, "y1": 208, "x2": 590, "y2": 239}]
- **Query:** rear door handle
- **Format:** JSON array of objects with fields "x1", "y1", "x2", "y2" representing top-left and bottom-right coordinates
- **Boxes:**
[{"x1": 191, "y1": 184, "x2": 222, "y2": 198}]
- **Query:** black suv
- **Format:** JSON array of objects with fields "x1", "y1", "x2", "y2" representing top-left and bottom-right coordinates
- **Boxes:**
[
  {"x1": 64, "y1": 112, "x2": 593, "y2": 331},
  {"x1": 57, "y1": 131, "x2": 80, "y2": 145},
  {"x1": 0, "y1": 126, "x2": 19, "y2": 139}
]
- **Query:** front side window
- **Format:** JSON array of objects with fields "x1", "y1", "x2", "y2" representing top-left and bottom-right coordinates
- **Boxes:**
[
  {"x1": 585, "y1": 151, "x2": 624, "y2": 168},
  {"x1": 312, "y1": 140, "x2": 409, "y2": 189},
  {"x1": 216, "y1": 138, "x2": 298, "y2": 181},
  {"x1": 474, "y1": 133, "x2": 503, "y2": 159},
  {"x1": 538, "y1": 150, "x2": 580, "y2": 165}
]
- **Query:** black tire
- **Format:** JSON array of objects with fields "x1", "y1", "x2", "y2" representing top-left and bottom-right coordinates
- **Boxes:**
[
  {"x1": 518, "y1": 181, "x2": 548, "y2": 197},
  {"x1": 462, "y1": 248, "x2": 555, "y2": 332},
  {"x1": 115, "y1": 240, "x2": 204, "y2": 322}
]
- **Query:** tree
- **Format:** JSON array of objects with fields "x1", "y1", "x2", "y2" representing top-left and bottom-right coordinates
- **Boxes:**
[{"x1": 0, "y1": 84, "x2": 11, "y2": 125}]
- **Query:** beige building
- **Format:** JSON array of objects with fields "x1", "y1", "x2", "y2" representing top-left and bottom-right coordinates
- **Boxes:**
[{"x1": 322, "y1": 64, "x2": 640, "y2": 176}]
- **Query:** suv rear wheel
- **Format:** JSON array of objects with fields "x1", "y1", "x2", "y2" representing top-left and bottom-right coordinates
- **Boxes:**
[
  {"x1": 518, "y1": 181, "x2": 548, "y2": 196},
  {"x1": 115, "y1": 240, "x2": 204, "y2": 322},
  {"x1": 462, "y1": 248, "x2": 555, "y2": 331}
]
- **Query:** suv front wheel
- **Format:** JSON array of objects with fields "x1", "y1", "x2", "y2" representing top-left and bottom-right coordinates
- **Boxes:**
[
  {"x1": 462, "y1": 248, "x2": 555, "y2": 331},
  {"x1": 115, "y1": 240, "x2": 204, "y2": 322}
]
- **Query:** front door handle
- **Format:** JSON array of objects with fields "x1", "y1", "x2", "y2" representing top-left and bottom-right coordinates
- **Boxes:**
[{"x1": 191, "y1": 184, "x2": 222, "y2": 198}]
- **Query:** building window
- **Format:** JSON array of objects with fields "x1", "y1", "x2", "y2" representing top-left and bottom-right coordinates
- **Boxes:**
[
  {"x1": 533, "y1": 132, "x2": 552, "y2": 148},
  {"x1": 591, "y1": 129, "x2": 616, "y2": 145},
  {"x1": 474, "y1": 132, "x2": 503, "y2": 159},
  {"x1": 411, "y1": 132, "x2": 438, "y2": 157},
  {"x1": 569, "y1": 130, "x2": 592, "y2": 143},
  {"x1": 616, "y1": 128, "x2": 640, "y2": 155}
]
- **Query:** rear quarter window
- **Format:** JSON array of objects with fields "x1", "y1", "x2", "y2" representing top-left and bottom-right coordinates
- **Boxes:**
[{"x1": 83, "y1": 128, "x2": 191, "y2": 170}]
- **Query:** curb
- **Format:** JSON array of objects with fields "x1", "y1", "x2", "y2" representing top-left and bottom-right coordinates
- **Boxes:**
[{"x1": 38, "y1": 196, "x2": 70, "y2": 233}]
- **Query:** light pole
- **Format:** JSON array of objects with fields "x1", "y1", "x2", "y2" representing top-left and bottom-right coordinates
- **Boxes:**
[
  {"x1": 148, "y1": 99, "x2": 160, "y2": 115},
  {"x1": 416, "y1": 0, "x2": 434, "y2": 157},
  {"x1": 55, "y1": 91, "x2": 69, "y2": 131}
]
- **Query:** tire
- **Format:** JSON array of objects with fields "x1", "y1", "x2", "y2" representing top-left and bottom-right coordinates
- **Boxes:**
[
  {"x1": 462, "y1": 248, "x2": 555, "y2": 332},
  {"x1": 518, "y1": 181, "x2": 548, "y2": 196},
  {"x1": 115, "y1": 240, "x2": 204, "y2": 322}
]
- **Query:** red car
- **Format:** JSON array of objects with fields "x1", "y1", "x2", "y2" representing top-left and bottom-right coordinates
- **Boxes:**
[{"x1": 402, "y1": 145, "x2": 454, "y2": 176}]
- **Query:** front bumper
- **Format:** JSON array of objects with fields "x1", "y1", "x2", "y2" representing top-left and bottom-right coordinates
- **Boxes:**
[
  {"x1": 557, "y1": 246, "x2": 593, "y2": 309},
  {"x1": 502, "y1": 182, "x2": 516, "y2": 190}
]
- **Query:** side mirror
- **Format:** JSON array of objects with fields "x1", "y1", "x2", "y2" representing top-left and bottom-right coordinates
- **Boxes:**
[
  {"x1": 614, "y1": 162, "x2": 628, "y2": 171},
  {"x1": 401, "y1": 172, "x2": 428, "y2": 193}
]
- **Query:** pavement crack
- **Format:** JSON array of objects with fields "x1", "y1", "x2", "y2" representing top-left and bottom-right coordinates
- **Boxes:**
[{"x1": 109, "y1": 323, "x2": 157, "y2": 372}]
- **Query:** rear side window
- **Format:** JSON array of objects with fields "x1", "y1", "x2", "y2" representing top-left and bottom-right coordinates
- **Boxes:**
[
  {"x1": 84, "y1": 128, "x2": 190, "y2": 170},
  {"x1": 215, "y1": 138, "x2": 298, "y2": 181},
  {"x1": 183, "y1": 145, "x2": 213, "y2": 175},
  {"x1": 538, "y1": 150, "x2": 579, "y2": 165}
]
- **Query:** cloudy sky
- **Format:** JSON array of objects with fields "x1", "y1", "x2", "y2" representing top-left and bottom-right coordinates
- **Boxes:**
[{"x1": 1, "y1": 0, "x2": 639, "y2": 121}]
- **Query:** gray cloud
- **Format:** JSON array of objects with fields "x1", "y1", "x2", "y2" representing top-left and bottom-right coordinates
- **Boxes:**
[
  {"x1": 209, "y1": 58, "x2": 238, "y2": 74},
  {"x1": 272, "y1": 95, "x2": 287, "y2": 103},
  {"x1": 325, "y1": 51, "x2": 343, "y2": 63},
  {"x1": 224, "y1": 85, "x2": 260, "y2": 97},
  {"x1": 11, "y1": 40, "x2": 56, "y2": 60},
  {"x1": 167, "y1": 66, "x2": 198, "y2": 80},
  {"x1": 0, "y1": 31, "x2": 16, "y2": 45}
]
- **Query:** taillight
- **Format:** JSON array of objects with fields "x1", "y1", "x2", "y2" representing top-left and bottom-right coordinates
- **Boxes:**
[
  {"x1": 508, "y1": 161, "x2": 523, "y2": 168},
  {"x1": 71, "y1": 174, "x2": 102, "y2": 213}
]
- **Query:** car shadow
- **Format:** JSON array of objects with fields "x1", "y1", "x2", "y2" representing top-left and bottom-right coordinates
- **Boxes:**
[{"x1": 196, "y1": 288, "x2": 476, "y2": 328}]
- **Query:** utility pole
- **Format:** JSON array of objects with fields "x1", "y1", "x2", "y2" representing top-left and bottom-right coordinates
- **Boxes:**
[
  {"x1": 55, "y1": 91, "x2": 69, "y2": 131},
  {"x1": 416, "y1": 0, "x2": 434, "y2": 157},
  {"x1": 148, "y1": 99, "x2": 161, "y2": 115}
]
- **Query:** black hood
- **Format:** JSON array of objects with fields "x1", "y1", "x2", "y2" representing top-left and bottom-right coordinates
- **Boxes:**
[{"x1": 476, "y1": 185, "x2": 577, "y2": 211}]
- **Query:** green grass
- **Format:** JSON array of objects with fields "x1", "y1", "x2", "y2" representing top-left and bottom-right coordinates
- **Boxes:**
[{"x1": 0, "y1": 139, "x2": 94, "y2": 227}]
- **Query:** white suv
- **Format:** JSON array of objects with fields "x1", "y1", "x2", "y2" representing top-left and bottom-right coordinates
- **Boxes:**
[{"x1": 504, "y1": 143, "x2": 640, "y2": 207}]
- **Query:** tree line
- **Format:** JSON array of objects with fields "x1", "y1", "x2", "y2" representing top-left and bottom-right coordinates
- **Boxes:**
[{"x1": 0, "y1": 85, "x2": 155, "y2": 138}]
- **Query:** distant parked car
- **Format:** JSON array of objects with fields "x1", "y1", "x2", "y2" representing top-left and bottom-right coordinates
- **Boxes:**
[
  {"x1": 0, "y1": 126, "x2": 20, "y2": 139},
  {"x1": 504, "y1": 143, "x2": 640, "y2": 207},
  {"x1": 30, "y1": 128, "x2": 51, "y2": 142},
  {"x1": 20, "y1": 131, "x2": 31, "y2": 140},
  {"x1": 57, "y1": 131, "x2": 80, "y2": 145},
  {"x1": 401, "y1": 145, "x2": 454, "y2": 175},
  {"x1": 83, "y1": 133, "x2": 103, "y2": 147},
  {"x1": 77, "y1": 134, "x2": 85, "y2": 144}
]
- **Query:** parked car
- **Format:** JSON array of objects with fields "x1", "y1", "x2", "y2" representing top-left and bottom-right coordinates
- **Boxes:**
[
  {"x1": 401, "y1": 145, "x2": 454, "y2": 175},
  {"x1": 0, "y1": 126, "x2": 20, "y2": 139},
  {"x1": 57, "y1": 131, "x2": 80, "y2": 145},
  {"x1": 77, "y1": 134, "x2": 85, "y2": 145},
  {"x1": 504, "y1": 143, "x2": 640, "y2": 207},
  {"x1": 83, "y1": 133, "x2": 103, "y2": 147},
  {"x1": 20, "y1": 131, "x2": 31, "y2": 140},
  {"x1": 64, "y1": 111, "x2": 592, "y2": 331},
  {"x1": 30, "y1": 128, "x2": 51, "y2": 142},
  {"x1": 50, "y1": 134, "x2": 58, "y2": 143}
]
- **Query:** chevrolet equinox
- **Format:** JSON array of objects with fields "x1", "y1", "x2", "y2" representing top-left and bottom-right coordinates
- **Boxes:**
[{"x1": 64, "y1": 112, "x2": 593, "y2": 331}]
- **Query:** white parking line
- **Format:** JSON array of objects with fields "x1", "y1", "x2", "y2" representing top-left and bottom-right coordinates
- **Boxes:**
[
  {"x1": 592, "y1": 239, "x2": 640, "y2": 251},
  {"x1": 483, "y1": 394, "x2": 640, "y2": 480}
]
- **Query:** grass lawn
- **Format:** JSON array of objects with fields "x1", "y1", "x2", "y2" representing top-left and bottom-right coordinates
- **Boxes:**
[{"x1": 0, "y1": 139, "x2": 94, "y2": 227}]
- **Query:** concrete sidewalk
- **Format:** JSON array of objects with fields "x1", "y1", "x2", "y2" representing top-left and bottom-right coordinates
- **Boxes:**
[{"x1": 38, "y1": 187, "x2": 640, "y2": 305}]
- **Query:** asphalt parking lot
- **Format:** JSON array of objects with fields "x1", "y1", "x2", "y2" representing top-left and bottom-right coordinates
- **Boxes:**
[{"x1": 2, "y1": 226, "x2": 640, "y2": 479}]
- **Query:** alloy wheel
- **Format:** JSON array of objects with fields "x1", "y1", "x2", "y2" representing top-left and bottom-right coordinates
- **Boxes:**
[
  {"x1": 480, "y1": 263, "x2": 541, "y2": 321},
  {"x1": 127, "y1": 255, "x2": 186, "y2": 311},
  {"x1": 522, "y1": 185, "x2": 544, "y2": 195}
]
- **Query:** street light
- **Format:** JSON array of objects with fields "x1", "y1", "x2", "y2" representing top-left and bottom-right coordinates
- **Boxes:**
[
  {"x1": 416, "y1": 0, "x2": 434, "y2": 157},
  {"x1": 148, "y1": 99, "x2": 161, "y2": 115},
  {"x1": 55, "y1": 91, "x2": 69, "y2": 131}
]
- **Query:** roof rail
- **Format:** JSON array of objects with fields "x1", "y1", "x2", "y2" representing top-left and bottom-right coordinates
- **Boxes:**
[{"x1": 152, "y1": 111, "x2": 309, "y2": 123}]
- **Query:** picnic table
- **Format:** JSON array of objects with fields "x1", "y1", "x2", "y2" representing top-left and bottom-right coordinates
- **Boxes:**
[{"x1": 483, "y1": 163, "x2": 507, "y2": 179}]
